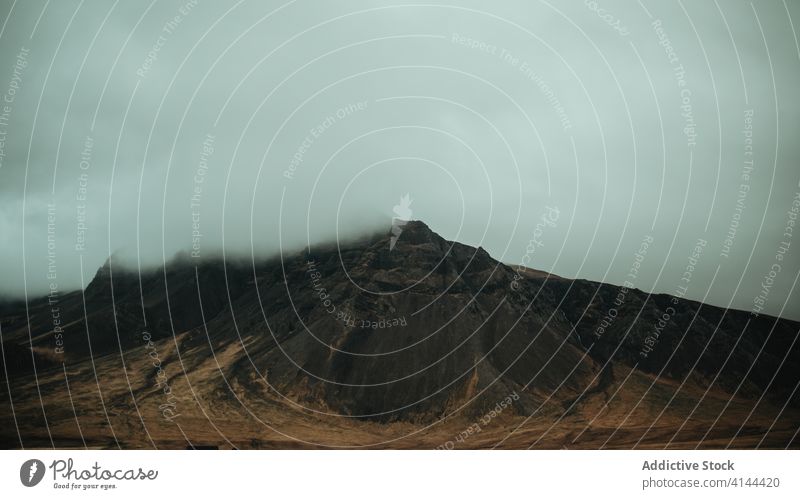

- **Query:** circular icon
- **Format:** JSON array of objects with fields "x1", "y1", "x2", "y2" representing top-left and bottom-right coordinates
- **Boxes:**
[{"x1": 20, "y1": 459, "x2": 45, "y2": 487}]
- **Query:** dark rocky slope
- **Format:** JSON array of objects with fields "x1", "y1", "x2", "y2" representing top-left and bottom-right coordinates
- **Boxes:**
[{"x1": 1, "y1": 221, "x2": 798, "y2": 437}]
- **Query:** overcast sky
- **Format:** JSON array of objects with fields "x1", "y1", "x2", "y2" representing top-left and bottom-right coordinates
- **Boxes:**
[{"x1": 0, "y1": 0, "x2": 798, "y2": 320}]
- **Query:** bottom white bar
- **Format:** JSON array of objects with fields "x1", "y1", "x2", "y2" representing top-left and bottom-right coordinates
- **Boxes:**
[{"x1": 1, "y1": 450, "x2": 797, "y2": 498}]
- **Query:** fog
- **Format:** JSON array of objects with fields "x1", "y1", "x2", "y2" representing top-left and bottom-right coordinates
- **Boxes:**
[{"x1": 0, "y1": 0, "x2": 798, "y2": 319}]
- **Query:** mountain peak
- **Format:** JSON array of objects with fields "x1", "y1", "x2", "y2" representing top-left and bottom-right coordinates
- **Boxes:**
[
  {"x1": 388, "y1": 219, "x2": 441, "y2": 248},
  {"x1": 5, "y1": 214, "x2": 800, "y2": 448}
]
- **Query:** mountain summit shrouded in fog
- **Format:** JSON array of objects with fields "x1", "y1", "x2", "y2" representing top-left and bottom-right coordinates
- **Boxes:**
[
  {"x1": 1, "y1": 221, "x2": 797, "y2": 448},
  {"x1": 1, "y1": 1, "x2": 799, "y2": 322}
]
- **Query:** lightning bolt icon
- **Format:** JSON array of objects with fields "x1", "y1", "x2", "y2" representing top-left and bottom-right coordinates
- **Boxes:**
[{"x1": 28, "y1": 461, "x2": 37, "y2": 484}]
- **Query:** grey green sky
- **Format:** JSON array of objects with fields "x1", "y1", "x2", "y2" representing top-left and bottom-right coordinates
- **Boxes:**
[{"x1": 0, "y1": 0, "x2": 798, "y2": 320}]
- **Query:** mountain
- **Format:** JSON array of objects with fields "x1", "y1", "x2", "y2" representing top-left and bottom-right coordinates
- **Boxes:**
[{"x1": 1, "y1": 221, "x2": 798, "y2": 448}]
